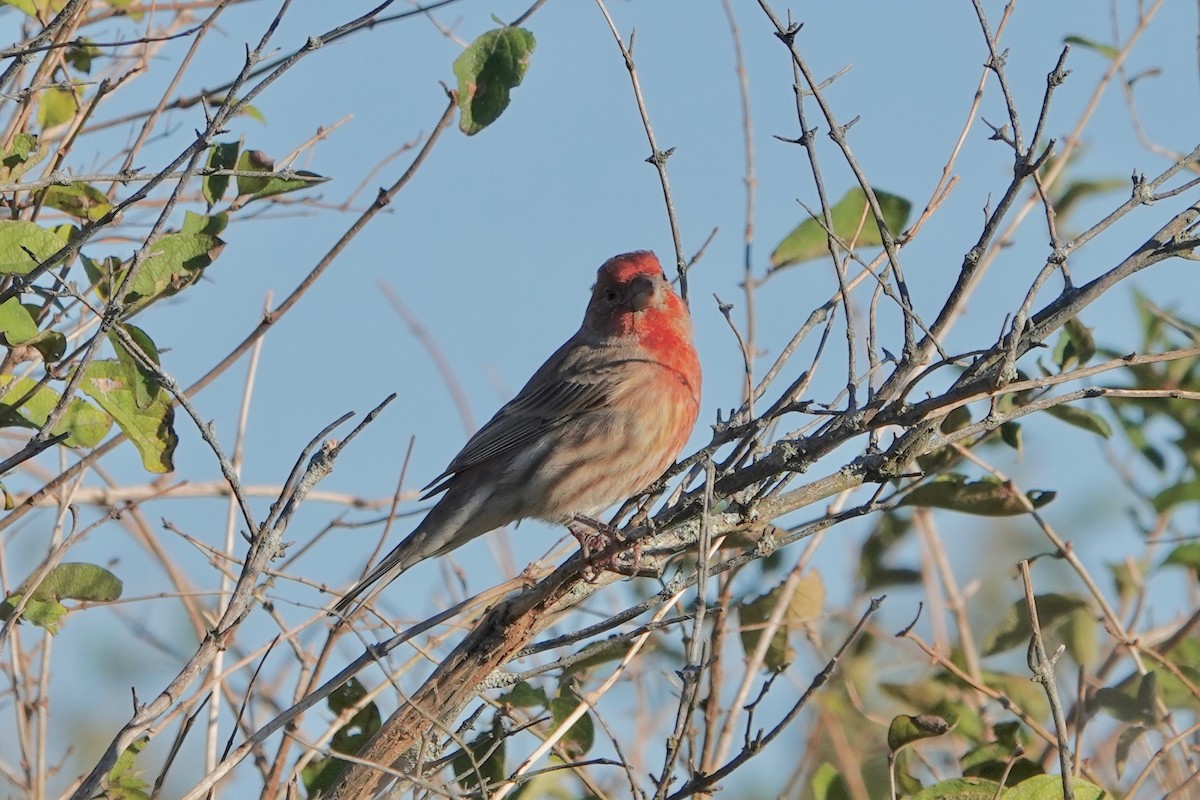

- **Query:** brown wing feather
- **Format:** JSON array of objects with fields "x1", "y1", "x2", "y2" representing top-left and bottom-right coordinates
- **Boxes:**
[{"x1": 421, "y1": 339, "x2": 625, "y2": 497}]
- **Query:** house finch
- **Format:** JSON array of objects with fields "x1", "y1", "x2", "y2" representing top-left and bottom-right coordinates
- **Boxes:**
[{"x1": 333, "y1": 251, "x2": 701, "y2": 616}]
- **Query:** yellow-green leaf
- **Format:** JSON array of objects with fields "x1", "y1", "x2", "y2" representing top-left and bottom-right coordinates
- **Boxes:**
[
  {"x1": 0, "y1": 561, "x2": 123, "y2": 634},
  {"x1": 41, "y1": 182, "x2": 112, "y2": 221},
  {"x1": 0, "y1": 220, "x2": 69, "y2": 275},
  {"x1": 0, "y1": 375, "x2": 112, "y2": 446},
  {"x1": 80, "y1": 360, "x2": 176, "y2": 472},
  {"x1": 738, "y1": 578, "x2": 822, "y2": 673},
  {"x1": 1000, "y1": 774, "x2": 1105, "y2": 800},
  {"x1": 770, "y1": 187, "x2": 912, "y2": 269},
  {"x1": 122, "y1": 231, "x2": 226, "y2": 317},
  {"x1": 36, "y1": 85, "x2": 79, "y2": 129}
]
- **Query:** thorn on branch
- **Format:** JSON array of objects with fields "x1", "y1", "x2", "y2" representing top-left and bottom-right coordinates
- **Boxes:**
[
  {"x1": 645, "y1": 146, "x2": 675, "y2": 167},
  {"x1": 829, "y1": 116, "x2": 859, "y2": 140},
  {"x1": 1131, "y1": 171, "x2": 1153, "y2": 205},
  {"x1": 773, "y1": 21, "x2": 802, "y2": 45},
  {"x1": 896, "y1": 601, "x2": 924, "y2": 637},
  {"x1": 983, "y1": 118, "x2": 1014, "y2": 148}
]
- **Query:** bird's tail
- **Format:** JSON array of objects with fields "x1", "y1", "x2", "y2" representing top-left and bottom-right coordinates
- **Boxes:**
[
  {"x1": 329, "y1": 535, "x2": 428, "y2": 618},
  {"x1": 329, "y1": 479, "x2": 502, "y2": 619}
]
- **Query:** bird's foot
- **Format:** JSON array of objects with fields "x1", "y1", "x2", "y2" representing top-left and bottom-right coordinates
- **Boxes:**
[{"x1": 568, "y1": 516, "x2": 643, "y2": 581}]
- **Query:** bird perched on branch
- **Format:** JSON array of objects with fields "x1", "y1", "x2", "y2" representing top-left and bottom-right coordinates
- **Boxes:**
[{"x1": 332, "y1": 251, "x2": 701, "y2": 617}]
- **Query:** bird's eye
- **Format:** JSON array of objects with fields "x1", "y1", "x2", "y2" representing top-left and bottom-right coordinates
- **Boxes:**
[{"x1": 604, "y1": 288, "x2": 618, "y2": 303}]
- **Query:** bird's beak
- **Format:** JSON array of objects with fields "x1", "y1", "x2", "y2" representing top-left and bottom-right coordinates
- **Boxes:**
[{"x1": 628, "y1": 274, "x2": 658, "y2": 311}]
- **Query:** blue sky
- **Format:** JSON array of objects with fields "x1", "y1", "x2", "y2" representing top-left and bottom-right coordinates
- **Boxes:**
[{"x1": 4, "y1": 1, "x2": 1199, "y2": 795}]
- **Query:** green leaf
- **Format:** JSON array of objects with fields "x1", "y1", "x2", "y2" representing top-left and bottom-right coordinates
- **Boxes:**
[
  {"x1": 0, "y1": 220, "x2": 70, "y2": 275},
  {"x1": 549, "y1": 691, "x2": 594, "y2": 759},
  {"x1": 940, "y1": 405, "x2": 972, "y2": 433},
  {"x1": 3, "y1": 0, "x2": 68, "y2": 18},
  {"x1": 770, "y1": 187, "x2": 912, "y2": 269},
  {"x1": 105, "y1": 736, "x2": 151, "y2": 800},
  {"x1": 181, "y1": 210, "x2": 229, "y2": 237},
  {"x1": 40, "y1": 182, "x2": 112, "y2": 222},
  {"x1": 1064, "y1": 35, "x2": 1119, "y2": 60},
  {"x1": 809, "y1": 762, "x2": 853, "y2": 800},
  {"x1": 562, "y1": 638, "x2": 637, "y2": 680},
  {"x1": 108, "y1": 324, "x2": 160, "y2": 410},
  {"x1": 1051, "y1": 318, "x2": 1095, "y2": 372},
  {"x1": 1163, "y1": 541, "x2": 1200, "y2": 576},
  {"x1": 1052, "y1": 177, "x2": 1125, "y2": 223},
  {"x1": 1000, "y1": 774, "x2": 1105, "y2": 800},
  {"x1": 18, "y1": 561, "x2": 122, "y2": 602},
  {"x1": 0, "y1": 562, "x2": 123, "y2": 634},
  {"x1": 1115, "y1": 724, "x2": 1147, "y2": 778},
  {"x1": 36, "y1": 85, "x2": 79, "y2": 129},
  {"x1": 0, "y1": 299, "x2": 65, "y2": 361},
  {"x1": 961, "y1": 740, "x2": 1042, "y2": 786},
  {"x1": 452, "y1": 713, "x2": 506, "y2": 794},
  {"x1": 302, "y1": 678, "x2": 381, "y2": 795},
  {"x1": 1094, "y1": 672, "x2": 1160, "y2": 724},
  {"x1": 1000, "y1": 421, "x2": 1022, "y2": 455},
  {"x1": 1152, "y1": 477, "x2": 1200, "y2": 512},
  {"x1": 121, "y1": 231, "x2": 226, "y2": 317},
  {"x1": 204, "y1": 96, "x2": 265, "y2": 124},
  {"x1": 498, "y1": 680, "x2": 548, "y2": 709},
  {"x1": 233, "y1": 150, "x2": 325, "y2": 205},
  {"x1": 1043, "y1": 404, "x2": 1112, "y2": 438},
  {"x1": 65, "y1": 38, "x2": 100, "y2": 73},
  {"x1": 0, "y1": 297, "x2": 40, "y2": 343},
  {"x1": 738, "y1": 575, "x2": 822, "y2": 672},
  {"x1": 910, "y1": 778, "x2": 1003, "y2": 800},
  {"x1": 902, "y1": 474, "x2": 1055, "y2": 516},
  {"x1": 2, "y1": 132, "x2": 37, "y2": 170},
  {"x1": 0, "y1": 375, "x2": 112, "y2": 446},
  {"x1": 859, "y1": 510, "x2": 920, "y2": 590},
  {"x1": 887, "y1": 714, "x2": 952, "y2": 752},
  {"x1": 453, "y1": 27, "x2": 536, "y2": 135},
  {"x1": 81, "y1": 253, "x2": 122, "y2": 301},
  {"x1": 80, "y1": 360, "x2": 176, "y2": 472},
  {"x1": 982, "y1": 593, "x2": 1092, "y2": 658},
  {"x1": 202, "y1": 141, "x2": 239, "y2": 206}
]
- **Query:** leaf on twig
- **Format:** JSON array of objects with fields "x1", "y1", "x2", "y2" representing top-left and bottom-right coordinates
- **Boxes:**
[
  {"x1": 41, "y1": 182, "x2": 112, "y2": 221},
  {"x1": 902, "y1": 474, "x2": 1055, "y2": 516},
  {"x1": 1043, "y1": 404, "x2": 1112, "y2": 438},
  {"x1": 0, "y1": 562, "x2": 123, "y2": 634},
  {"x1": 0, "y1": 220, "x2": 69, "y2": 275},
  {"x1": 887, "y1": 714, "x2": 952, "y2": 752},
  {"x1": 36, "y1": 85, "x2": 79, "y2": 129},
  {"x1": 738, "y1": 572, "x2": 824, "y2": 672},
  {"x1": 0, "y1": 374, "x2": 112, "y2": 446},
  {"x1": 1064, "y1": 34, "x2": 1119, "y2": 60},
  {"x1": 770, "y1": 187, "x2": 912, "y2": 270},
  {"x1": 982, "y1": 592, "x2": 1094, "y2": 663},
  {"x1": 80, "y1": 360, "x2": 176, "y2": 473},
  {"x1": 454, "y1": 27, "x2": 536, "y2": 135},
  {"x1": 233, "y1": 150, "x2": 325, "y2": 205},
  {"x1": 203, "y1": 141, "x2": 239, "y2": 206}
]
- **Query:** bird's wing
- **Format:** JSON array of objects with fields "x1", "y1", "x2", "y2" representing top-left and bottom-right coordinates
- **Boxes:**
[{"x1": 422, "y1": 352, "x2": 625, "y2": 497}]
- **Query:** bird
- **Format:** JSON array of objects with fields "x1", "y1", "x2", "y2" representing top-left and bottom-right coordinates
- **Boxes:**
[{"x1": 332, "y1": 251, "x2": 701, "y2": 617}]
